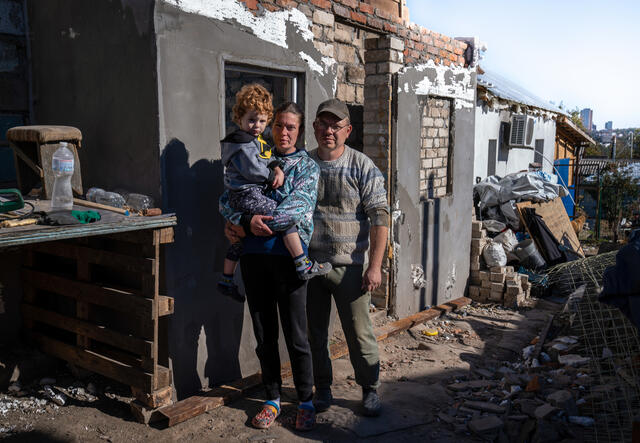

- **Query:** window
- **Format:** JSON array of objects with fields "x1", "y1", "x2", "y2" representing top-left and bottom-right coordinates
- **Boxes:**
[
  {"x1": 487, "y1": 139, "x2": 497, "y2": 177},
  {"x1": 534, "y1": 139, "x2": 544, "y2": 165},
  {"x1": 224, "y1": 63, "x2": 304, "y2": 142}
]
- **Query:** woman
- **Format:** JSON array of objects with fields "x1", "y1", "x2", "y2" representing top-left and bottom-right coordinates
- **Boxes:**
[{"x1": 219, "y1": 102, "x2": 320, "y2": 431}]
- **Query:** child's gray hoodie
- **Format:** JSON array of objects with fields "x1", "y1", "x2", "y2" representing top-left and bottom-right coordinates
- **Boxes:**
[{"x1": 221, "y1": 130, "x2": 280, "y2": 191}]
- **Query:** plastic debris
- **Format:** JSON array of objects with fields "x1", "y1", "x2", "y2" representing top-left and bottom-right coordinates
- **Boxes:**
[
  {"x1": 422, "y1": 329, "x2": 439, "y2": 336},
  {"x1": 43, "y1": 385, "x2": 66, "y2": 406},
  {"x1": 568, "y1": 416, "x2": 595, "y2": 427}
]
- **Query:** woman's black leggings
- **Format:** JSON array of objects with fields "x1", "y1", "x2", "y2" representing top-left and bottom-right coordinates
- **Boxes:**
[{"x1": 240, "y1": 254, "x2": 314, "y2": 402}]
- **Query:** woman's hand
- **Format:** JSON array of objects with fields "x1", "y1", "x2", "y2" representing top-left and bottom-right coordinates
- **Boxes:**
[
  {"x1": 224, "y1": 221, "x2": 245, "y2": 243},
  {"x1": 271, "y1": 167, "x2": 284, "y2": 189},
  {"x1": 250, "y1": 215, "x2": 274, "y2": 236}
]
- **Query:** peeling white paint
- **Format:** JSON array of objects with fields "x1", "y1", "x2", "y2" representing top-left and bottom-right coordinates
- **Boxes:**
[
  {"x1": 404, "y1": 59, "x2": 475, "y2": 109},
  {"x1": 299, "y1": 52, "x2": 322, "y2": 74},
  {"x1": 163, "y1": 0, "x2": 335, "y2": 76},
  {"x1": 445, "y1": 263, "x2": 456, "y2": 290},
  {"x1": 411, "y1": 264, "x2": 426, "y2": 289}
]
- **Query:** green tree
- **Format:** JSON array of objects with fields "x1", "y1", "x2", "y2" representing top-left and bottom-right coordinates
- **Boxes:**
[
  {"x1": 601, "y1": 163, "x2": 639, "y2": 242},
  {"x1": 569, "y1": 107, "x2": 587, "y2": 132}
]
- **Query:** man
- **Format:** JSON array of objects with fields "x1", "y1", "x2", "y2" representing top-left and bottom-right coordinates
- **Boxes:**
[{"x1": 307, "y1": 99, "x2": 389, "y2": 416}]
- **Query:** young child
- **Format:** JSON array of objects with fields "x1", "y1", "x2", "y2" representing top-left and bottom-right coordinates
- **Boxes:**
[{"x1": 218, "y1": 84, "x2": 331, "y2": 302}]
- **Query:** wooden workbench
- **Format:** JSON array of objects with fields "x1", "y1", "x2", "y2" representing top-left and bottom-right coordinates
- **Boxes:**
[{"x1": 0, "y1": 200, "x2": 177, "y2": 422}]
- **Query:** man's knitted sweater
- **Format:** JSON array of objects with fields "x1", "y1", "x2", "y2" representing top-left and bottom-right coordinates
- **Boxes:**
[{"x1": 309, "y1": 146, "x2": 389, "y2": 266}]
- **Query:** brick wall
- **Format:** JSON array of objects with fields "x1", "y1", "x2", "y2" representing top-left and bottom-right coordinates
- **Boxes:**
[
  {"x1": 237, "y1": 0, "x2": 467, "y2": 109},
  {"x1": 419, "y1": 97, "x2": 452, "y2": 198}
]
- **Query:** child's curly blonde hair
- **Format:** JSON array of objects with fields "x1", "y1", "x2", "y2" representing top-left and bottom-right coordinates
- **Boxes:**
[{"x1": 232, "y1": 83, "x2": 274, "y2": 126}]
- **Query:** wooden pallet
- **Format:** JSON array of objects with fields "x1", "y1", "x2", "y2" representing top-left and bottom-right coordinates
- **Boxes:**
[{"x1": 21, "y1": 227, "x2": 175, "y2": 419}]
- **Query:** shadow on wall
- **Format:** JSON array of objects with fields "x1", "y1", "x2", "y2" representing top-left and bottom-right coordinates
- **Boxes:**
[
  {"x1": 160, "y1": 138, "x2": 245, "y2": 399},
  {"x1": 421, "y1": 198, "x2": 440, "y2": 309}
]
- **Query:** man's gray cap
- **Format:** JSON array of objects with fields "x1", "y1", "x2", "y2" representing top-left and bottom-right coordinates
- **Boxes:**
[{"x1": 316, "y1": 98, "x2": 350, "y2": 121}]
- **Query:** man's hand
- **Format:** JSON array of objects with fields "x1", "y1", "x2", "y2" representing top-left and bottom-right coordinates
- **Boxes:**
[
  {"x1": 250, "y1": 215, "x2": 274, "y2": 236},
  {"x1": 224, "y1": 221, "x2": 245, "y2": 243},
  {"x1": 271, "y1": 167, "x2": 285, "y2": 189},
  {"x1": 362, "y1": 265, "x2": 382, "y2": 293}
]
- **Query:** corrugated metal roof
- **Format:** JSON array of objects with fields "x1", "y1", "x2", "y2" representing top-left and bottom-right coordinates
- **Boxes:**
[{"x1": 478, "y1": 69, "x2": 567, "y2": 115}]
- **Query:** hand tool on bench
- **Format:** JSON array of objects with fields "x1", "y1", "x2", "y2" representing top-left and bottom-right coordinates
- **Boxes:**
[{"x1": 73, "y1": 198, "x2": 130, "y2": 216}]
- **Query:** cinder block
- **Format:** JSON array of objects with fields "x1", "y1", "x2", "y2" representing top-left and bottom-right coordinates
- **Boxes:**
[
  {"x1": 481, "y1": 279, "x2": 492, "y2": 289},
  {"x1": 472, "y1": 221, "x2": 483, "y2": 232},
  {"x1": 505, "y1": 272, "x2": 519, "y2": 283},
  {"x1": 479, "y1": 287, "x2": 491, "y2": 298},
  {"x1": 504, "y1": 291, "x2": 525, "y2": 308},
  {"x1": 519, "y1": 274, "x2": 529, "y2": 285},
  {"x1": 469, "y1": 285, "x2": 481, "y2": 298},
  {"x1": 471, "y1": 238, "x2": 486, "y2": 249},
  {"x1": 470, "y1": 260, "x2": 480, "y2": 271},
  {"x1": 489, "y1": 290, "x2": 503, "y2": 302},
  {"x1": 490, "y1": 272, "x2": 505, "y2": 283},
  {"x1": 504, "y1": 266, "x2": 514, "y2": 273},
  {"x1": 491, "y1": 282, "x2": 504, "y2": 293},
  {"x1": 506, "y1": 285, "x2": 521, "y2": 296},
  {"x1": 490, "y1": 266, "x2": 505, "y2": 274},
  {"x1": 479, "y1": 271, "x2": 490, "y2": 281}
]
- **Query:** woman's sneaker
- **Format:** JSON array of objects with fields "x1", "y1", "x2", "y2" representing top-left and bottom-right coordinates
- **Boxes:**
[
  {"x1": 251, "y1": 401, "x2": 280, "y2": 429},
  {"x1": 295, "y1": 404, "x2": 316, "y2": 431}
]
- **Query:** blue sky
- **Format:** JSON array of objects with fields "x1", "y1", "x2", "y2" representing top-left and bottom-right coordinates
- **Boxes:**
[{"x1": 406, "y1": 0, "x2": 640, "y2": 129}]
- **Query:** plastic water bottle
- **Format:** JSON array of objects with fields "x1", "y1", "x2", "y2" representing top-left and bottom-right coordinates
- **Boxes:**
[
  {"x1": 86, "y1": 187, "x2": 105, "y2": 202},
  {"x1": 126, "y1": 193, "x2": 154, "y2": 211},
  {"x1": 51, "y1": 142, "x2": 74, "y2": 210}
]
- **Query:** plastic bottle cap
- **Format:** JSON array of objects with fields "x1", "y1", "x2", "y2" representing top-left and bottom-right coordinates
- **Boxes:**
[
  {"x1": 422, "y1": 329, "x2": 439, "y2": 336},
  {"x1": 60, "y1": 141, "x2": 68, "y2": 147}
]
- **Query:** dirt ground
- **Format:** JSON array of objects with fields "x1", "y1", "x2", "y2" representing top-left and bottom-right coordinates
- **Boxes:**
[{"x1": 1, "y1": 300, "x2": 581, "y2": 442}]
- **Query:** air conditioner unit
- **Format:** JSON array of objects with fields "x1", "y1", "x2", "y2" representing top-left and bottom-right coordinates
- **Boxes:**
[{"x1": 509, "y1": 115, "x2": 535, "y2": 148}]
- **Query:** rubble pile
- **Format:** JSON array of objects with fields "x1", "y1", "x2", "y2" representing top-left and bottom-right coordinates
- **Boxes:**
[
  {"x1": 469, "y1": 216, "x2": 532, "y2": 308},
  {"x1": 435, "y1": 324, "x2": 597, "y2": 441}
]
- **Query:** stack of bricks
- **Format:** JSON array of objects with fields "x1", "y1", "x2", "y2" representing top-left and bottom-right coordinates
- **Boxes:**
[
  {"x1": 362, "y1": 35, "x2": 404, "y2": 176},
  {"x1": 468, "y1": 216, "x2": 532, "y2": 308}
]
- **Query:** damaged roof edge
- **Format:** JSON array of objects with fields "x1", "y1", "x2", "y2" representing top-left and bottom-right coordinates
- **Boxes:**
[{"x1": 477, "y1": 68, "x2": 566, "y2": 116}]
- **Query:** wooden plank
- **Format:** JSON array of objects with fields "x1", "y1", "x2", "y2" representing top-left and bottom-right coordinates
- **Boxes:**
[
  {"x1": 158, "y1": 296, "x2": 174, "y2": 316},
  {"x1": 28, "y1": 331, "x2": 153, "y2": 391},
  {"x1": 89, "y1": 341, "x2": 150, "y2": 372},
  {"x1": 107, "y1": 227, "x2": 174, "y2": 246},
  {"x1": 159, "y1": 297, "x2": 472, "y2": 427},
  {"x1": 28, "y1": 242, "x2": 155, "y2": 275},
  {"x1": 22, "y1": 268, "x2": 154, "y2": 320},
  {"x1": 0, "y1": 213, "x2": 177, "y2": 249},
  {"x1": 516, "y1": 199, "x2": 584, "y2": 257},
  {"x1": 22, "y1": 304, "x2": 153, "y2": 357},
  {"x1": 76, "y1": 260, "x2": 91, "y2": 348},
  {"x1": 158, "y1": 373, "x2": 262, "y2": 426}
]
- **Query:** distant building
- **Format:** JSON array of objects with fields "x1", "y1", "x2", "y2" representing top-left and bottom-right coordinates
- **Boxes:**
[
  {"x1": 580, "y1": 108, "x2": 593, "y2": 131},
  {"x1": 592, "y1": 124, "x2": 597, "y2": 131},
  {"x1": 605, "y1": 121, "x2": 613, "y2": 130}
]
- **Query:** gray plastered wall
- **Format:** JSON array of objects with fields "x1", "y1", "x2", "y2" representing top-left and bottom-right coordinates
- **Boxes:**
[{"x1": 392, "y1": 63, "x2": 476, "y2": 317}]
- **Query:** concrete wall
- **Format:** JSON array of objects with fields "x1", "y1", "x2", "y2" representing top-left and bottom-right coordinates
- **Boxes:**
[
  {"x1": 27, "y1": 0, "x2": 160, "y2": 200},
  {"x1": 155, "y1": 1, "x2": 336, "y2": 397},
  {"x1": 474, "y1": 103, "x2": 556, "y2": 180},
  {"x1": 393, "y1": 62, "x2": 476, "y2": 317}
]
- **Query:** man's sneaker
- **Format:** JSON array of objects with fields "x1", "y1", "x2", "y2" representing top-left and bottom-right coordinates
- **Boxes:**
[
  {"x1": 362, "y1": 389, "x2": 381, "y2": 417},
  {"x1": 298, "y1": 261, "x2": 332, "y2": 280},
  {"x1": 313, "y1": 388, "x2": 333, "y2": 412},
  {"x1": 217, "y1": 281, "x2": 246, "y2": 303}
]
